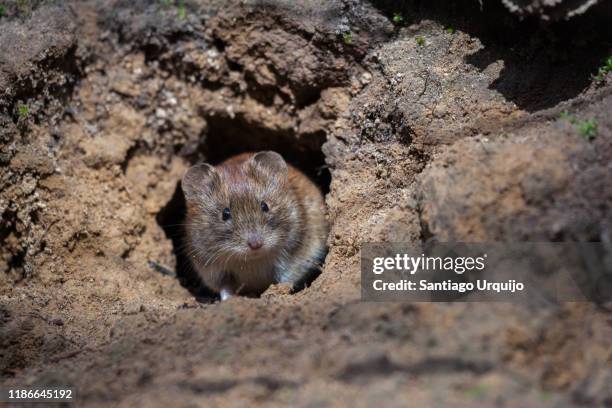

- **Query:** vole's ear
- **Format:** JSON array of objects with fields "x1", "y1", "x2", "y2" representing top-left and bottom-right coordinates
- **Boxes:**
[
  {"x1": 182, "y1": 163, "x2": 217, "y2": 201},
  {"x1": 251, "y1": 151, "x2": 288, "y2": 178}
]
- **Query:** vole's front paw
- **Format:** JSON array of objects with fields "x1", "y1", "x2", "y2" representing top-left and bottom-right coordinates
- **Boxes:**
[{"x1": 220, "y1": 287, "x2": 234, "y2": 301}]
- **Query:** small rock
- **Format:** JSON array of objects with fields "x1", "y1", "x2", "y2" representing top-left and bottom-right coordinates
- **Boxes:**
[
  {"x1": 260, "y1": 283, "x2": 293, "y2": 299},
  {"x1": 360, "y1": 72, "x2": 372, "y2": 85},
  {"x1": 155, "y1": 108, "x2": 167, "y2": 119},
  {"x1": 124, "y1": 301, "x2": 143, "y2": 315}
]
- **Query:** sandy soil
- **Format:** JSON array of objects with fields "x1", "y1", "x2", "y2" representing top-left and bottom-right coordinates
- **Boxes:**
[{"x1": 1, "y1": 0, "x2": 611, "y2": 406}]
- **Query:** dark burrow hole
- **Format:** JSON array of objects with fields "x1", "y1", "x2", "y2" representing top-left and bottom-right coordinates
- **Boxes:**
[{"x1": 156, "y1": 116, "x2": 331, "y2": 301}]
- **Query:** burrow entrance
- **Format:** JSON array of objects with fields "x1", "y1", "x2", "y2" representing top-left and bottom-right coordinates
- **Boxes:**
[{"x1": 156, "y1": 115, "x2": 332, "y2": 301}]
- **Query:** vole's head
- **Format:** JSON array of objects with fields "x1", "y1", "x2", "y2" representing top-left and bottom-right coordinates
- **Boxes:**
[{"x1": 182, "y1": 151, "x2": 298, "y2": 264}]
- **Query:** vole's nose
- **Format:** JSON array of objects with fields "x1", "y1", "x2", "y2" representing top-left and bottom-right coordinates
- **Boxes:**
[{"x1": 247, "y1": 234, "x2": 263, "y2": 250}]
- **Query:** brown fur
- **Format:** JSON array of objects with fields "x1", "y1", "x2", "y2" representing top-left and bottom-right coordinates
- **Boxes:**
[{"x1": 182, "y1": 151, "x2": 328, "y2": 298}]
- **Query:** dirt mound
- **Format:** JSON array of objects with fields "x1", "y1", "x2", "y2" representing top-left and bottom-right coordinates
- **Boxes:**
[{"x1": 1, "y1": 0, "x2": 611, "y2": 406}]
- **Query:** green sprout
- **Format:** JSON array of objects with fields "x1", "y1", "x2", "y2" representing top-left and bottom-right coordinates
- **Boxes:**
[
  {"x1": 342, "y1": 31, "x2": 353, "y2": 45},
  {"x1": 392, "y1": 13, "x2": 403, "y2": 24},
  {"x1": 445, "y1": 26, "x2": 455, "y2": 34},
  {"x1": 577, "y1": 118, "x2": 598, "y2": 140},
  {"x1": 594, "y1": 56, "x2": 612, "y2": 84},
  {"x1": 0, "y1": 5, "x2": 6, "y2": 17},
  {"x1": 416, "y1": 35, "x2": 425, "y2": 47},
  {"x1": 560, "y1": 111, "x2": 598, "y2": 141},
  {"x1": 15, "y1": 103, "x2": 31, "y2": 132},
  {"x1": 464, "y1": 383, "x2": 488, "y2": 399},
  {"x1": 158, "y1": 0, "x2": 187, "y2": 21},
  {"x1": 177, "y1": 0, "x2": 186, "y2": 19},
  {"x1": 17, "y1": 104, "x2": 29, "y2": 117}
]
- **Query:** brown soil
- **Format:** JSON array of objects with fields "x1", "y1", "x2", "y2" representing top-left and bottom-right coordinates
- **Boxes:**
[{"x1": 1, "y1": 0, "x2": 611, "y2": 406}]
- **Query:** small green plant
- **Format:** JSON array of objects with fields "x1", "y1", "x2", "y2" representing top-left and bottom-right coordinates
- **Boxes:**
[
  {"x1": 416, "y1": 35, "x2": 425, "y2": 47},
  {"x1": 158, "y1": 0, "x2": 186, "y2": 20},
  {"x1": 594, "y1": 56, "x2": 612, "y2": 84},
  {"x1": 577, "y1": 118, "x2": 598, "y2": 140},
  {"x1": 392, "y1": 13, "x2": 403, "y2": 24},
  {"x1": 342, "y1": 31, "x2": 353, "y2": 45},
  {"x1": 560, "y1": 111, "x2": 598, "y2": 141},
  {"x1": 445, "y1": 26, "x2": 455, "y2": 34},
  {"x1": 0, "y1": 5, "x2": 6, "y2": 17},
  {"x1": 177, "y1": 0, "x2": 186, "y2": 19},
  {"x1": 16, "y1": 103, "x2": 30, "y2": 131},
  {"x1": 464, "y1": 383, "x2": 488, "y2": 399},
  {"x1": 17, "y1": 104, "x2": 29, "y2": 117}
]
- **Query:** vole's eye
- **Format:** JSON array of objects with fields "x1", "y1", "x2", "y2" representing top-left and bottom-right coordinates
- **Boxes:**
[
  {"x1": 261, "y1": 201, "x2": 269, "y2": 212},
  {"x1": 222, "y1": 207, "x2": 231, "y2": 221}
]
